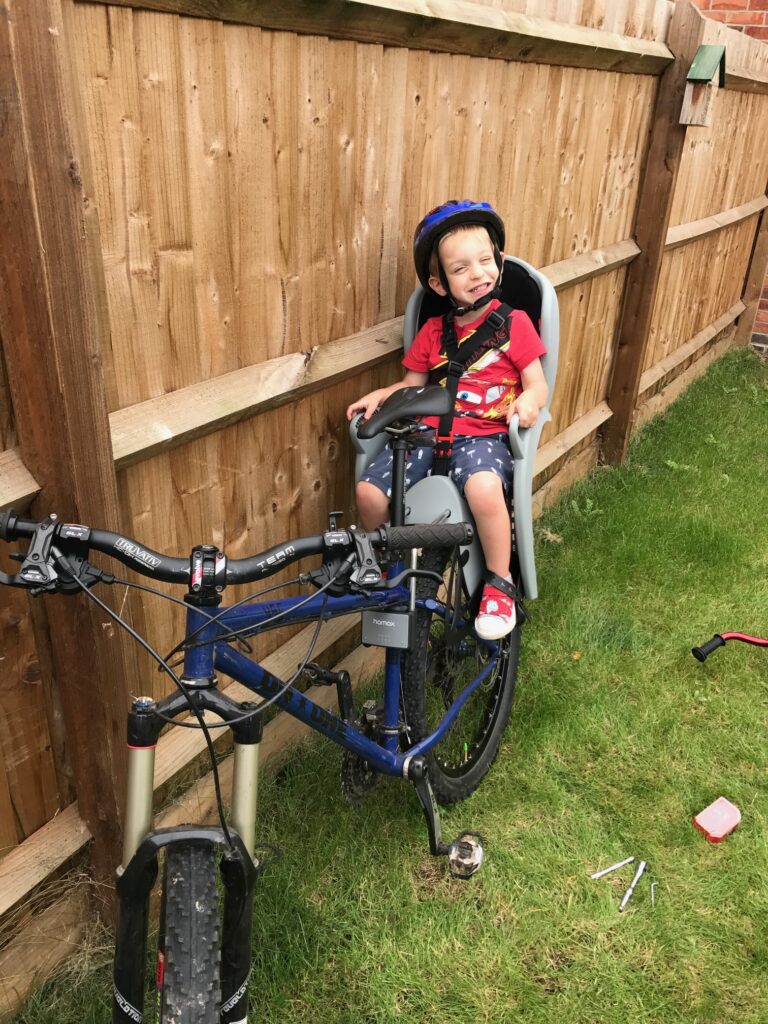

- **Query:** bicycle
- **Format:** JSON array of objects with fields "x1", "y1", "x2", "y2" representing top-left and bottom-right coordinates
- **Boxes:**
[{"x1": 0, "y1": 384, "x2": 522, "y2": 1024}]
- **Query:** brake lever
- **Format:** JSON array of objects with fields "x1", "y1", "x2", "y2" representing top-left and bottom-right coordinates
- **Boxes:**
[
  {"x1": 0, "y1": 515, "x2": 112, "y2": 595},
  {"x1": 13, "y1": 515, "x2": 61, "y2": 592}
]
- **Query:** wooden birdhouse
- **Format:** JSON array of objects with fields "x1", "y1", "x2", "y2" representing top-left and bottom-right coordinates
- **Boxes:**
[{"x1": 680, "y1": 45, "x2": 726, "y2": 127}]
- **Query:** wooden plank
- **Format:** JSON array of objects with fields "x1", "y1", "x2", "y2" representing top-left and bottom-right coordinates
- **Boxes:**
[
  {"x1": 0, "y1": 450, "x2": 40, "y2": 512},
  {"x1": 634, "y1": 328, "x2": 736, "y2": 433},
  {"x1": 665, "y1": 196, "x2": 768, "y2": 253},
  {"x1": 534, "y1": 402, "x2": 613, "y2": 477},
  {"x1": 0, "y1": 892, "x2": 88, "y2": 1022},
  {"x1": 734, "y1": 207, "x2": 768, "y2": 348},
  {"x1": 0, "y1": 803, "x2": 90, "y2": 921},
  {"x1": 76, "y1": 0, "x2": 674, "y2": 76},
  {"x1": 639, "y1": 301, "x2": 744, "y2": 395},
  {"x1": 602, "y1": 2, "x2": 707, "y2": 465},
  {"x1": 0, "y1": 0, "x2": 144, "y2": 881},
  {"x1": 647, "y1": 218, "x2": 758, "y2": 373},
  {"x1": 0, "y1": 587, "x2": 61, "y2": 853},
  {"x1": 725, "y1": 67, "x2": 768, "y2": 97},
  {"x1": 110, "y1": 318, "x2": 404, "y2": 469},
  {"x1": 543, "y1": 239, "x2": 640, "y2": 291}
]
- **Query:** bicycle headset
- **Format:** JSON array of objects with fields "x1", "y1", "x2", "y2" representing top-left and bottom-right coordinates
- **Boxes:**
[{"x1": 413, "y1": 199, "x2": 506, "y2": 316}]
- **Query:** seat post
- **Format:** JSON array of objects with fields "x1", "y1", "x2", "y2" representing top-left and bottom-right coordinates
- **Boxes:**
[{"x1": 390, "y1": 437, "x2": 409, "y2": 527}]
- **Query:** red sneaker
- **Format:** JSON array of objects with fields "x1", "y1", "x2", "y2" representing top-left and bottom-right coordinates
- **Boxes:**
[{"x1": 475, "y1": 583, "x2": 516, "y2": 640}]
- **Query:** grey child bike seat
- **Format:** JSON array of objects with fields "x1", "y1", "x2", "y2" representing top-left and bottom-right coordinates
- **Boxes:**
[{"x1": 350, "y1": 255, "x2": 559, "y2": 600}]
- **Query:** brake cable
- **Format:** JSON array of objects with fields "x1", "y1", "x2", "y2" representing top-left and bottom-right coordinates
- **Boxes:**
[{"x1": 52, "y1": 546, "x2": 237, "y2": 851}]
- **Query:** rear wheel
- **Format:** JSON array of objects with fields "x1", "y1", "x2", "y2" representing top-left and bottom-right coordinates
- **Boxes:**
[
  {"x1": 401, "y1": 547, "x2": 520, "y2": 804},
  {"x1": 159, "y1": 842, "x2": 221, "y2": 1024}
]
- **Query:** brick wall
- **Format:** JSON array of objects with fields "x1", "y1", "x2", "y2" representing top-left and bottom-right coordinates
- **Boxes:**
[
  {"x1": 679, "y1": 0, "x2": 768, "y2": 351},
  {"x1": 687, "y1": 0, "x2": 768, "y2": 39}
]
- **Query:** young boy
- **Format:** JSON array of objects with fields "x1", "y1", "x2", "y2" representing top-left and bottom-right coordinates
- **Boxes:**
[{"x1": 346, "y1": 200, "x2": 548, "y2": 640}]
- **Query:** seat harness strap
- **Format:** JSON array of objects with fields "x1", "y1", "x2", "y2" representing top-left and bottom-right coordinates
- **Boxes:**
[{"x1": 427, "y1": 303, "x2": 513, "y2": 476}]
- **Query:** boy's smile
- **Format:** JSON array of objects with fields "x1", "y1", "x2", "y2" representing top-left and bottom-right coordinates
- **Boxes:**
[{"x1": 429, "y1": 226, "x2": 501, "y2": 318}]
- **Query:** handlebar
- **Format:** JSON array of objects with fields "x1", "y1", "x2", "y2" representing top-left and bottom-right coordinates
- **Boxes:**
[
  {"x1": 691, "y1": 635, "x2": 726, "y2": 662},
  {"x1": 692, "y1": 631, "x2": 768, "y2": 662},
  {"x1": 0, "y1": 509, "x2": 473, "y2": 595}
]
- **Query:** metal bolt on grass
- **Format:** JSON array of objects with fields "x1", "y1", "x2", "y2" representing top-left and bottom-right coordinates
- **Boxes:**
[
  {"x1": 590, "y1": 856, "x2": 635, "y2": 879},
  {"x1": 590, "y1": 856, "x2": 652, "y2": 912},
  {"x1": 619, "y1": 860, "x2": 648, "y2": 912}
]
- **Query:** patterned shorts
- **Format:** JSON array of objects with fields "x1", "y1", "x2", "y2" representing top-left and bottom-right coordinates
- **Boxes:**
[{"x1": 360, "y1": 432, "x2": 514, "y2": 500}]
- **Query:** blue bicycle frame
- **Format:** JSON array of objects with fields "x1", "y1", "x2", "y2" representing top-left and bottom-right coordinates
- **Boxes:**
[{"x1": 182, "y1": 583, "x2": 501, "y2": 778}]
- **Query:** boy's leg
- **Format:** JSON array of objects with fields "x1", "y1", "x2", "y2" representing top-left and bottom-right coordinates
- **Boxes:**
[
  {"x1": 451, "y1": 435, "x2": 516, "y2": 641},
  {"x1": 356, "y1": 440, "x2": 435, "y2": 530},
  {"x1": 463, "y1": 472, "x2": 511, "y2": 577},
  {"x1": 356, "y1": 481, "x2": 390, "y2": 531}
]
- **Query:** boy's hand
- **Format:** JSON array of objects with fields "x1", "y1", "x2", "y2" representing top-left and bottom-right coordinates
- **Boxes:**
[
  {"x1": 346, "y1": 388, "x2": 387, "y2": 422},
  {"x1": 510, "y1": 360, "x2": 548, "y2": 429},
  {"x1": 508, "y1": 391, "x2": 540, "y2": 428}
]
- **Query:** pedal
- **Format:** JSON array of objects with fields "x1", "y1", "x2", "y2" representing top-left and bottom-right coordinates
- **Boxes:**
[
  {"x1": 447, "y1": 832, "x2": 484, "y2": 880},
  {"x1": 303, "y1": 662, "x2": 339, "y2": 685},
  {"x1": 303, "y1": 664, "x2": 354, "y2": 722},
  {"x1": 408, "y1": 758, "x2": 485, "y2": 876}
]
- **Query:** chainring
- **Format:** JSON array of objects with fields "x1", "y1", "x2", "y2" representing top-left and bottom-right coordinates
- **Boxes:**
[{"x1": 340, "y1": 749, "x2": 379, "y2": 805}]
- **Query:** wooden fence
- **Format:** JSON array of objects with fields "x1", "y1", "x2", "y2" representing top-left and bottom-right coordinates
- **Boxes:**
[{"x1": 0, "y1": 0, "x2": 767, "y2": 1013}]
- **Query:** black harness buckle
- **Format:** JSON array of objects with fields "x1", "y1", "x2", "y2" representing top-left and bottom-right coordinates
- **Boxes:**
[{"x1": 485, "y1": 309, "x2": 506, "y2": 331}]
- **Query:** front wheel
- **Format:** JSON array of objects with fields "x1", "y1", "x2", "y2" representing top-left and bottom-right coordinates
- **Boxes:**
[
  {"x1": 159, "y1": 842, "x2": 221, "y2": 1024},
  {"x1": 401, "y1": 547, "x2": 521, "y2": 805}
]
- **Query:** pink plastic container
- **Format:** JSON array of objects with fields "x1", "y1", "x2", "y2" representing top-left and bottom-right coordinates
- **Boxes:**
[{"x1": 692, "y1": 797, "x2": 741, "y2": 843}]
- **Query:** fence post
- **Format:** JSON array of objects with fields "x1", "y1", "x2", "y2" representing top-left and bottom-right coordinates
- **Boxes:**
[
  {"x1": 602, "y1": 2, "x2": 707, "y2": 465},
  {"x1": 733, "y1": 190, "x2": 768, "y2": 349},
  {"x1": 0, "y1": 0, "x2": 140, "y2": 880}
]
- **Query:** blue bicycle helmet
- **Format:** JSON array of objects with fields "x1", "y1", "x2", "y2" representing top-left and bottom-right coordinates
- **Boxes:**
[{"x1": 413, "y1": 200, "x2": 506, "y2": 295}]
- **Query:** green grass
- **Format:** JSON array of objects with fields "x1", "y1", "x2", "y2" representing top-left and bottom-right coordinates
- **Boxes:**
[{"x1": 16, "y1": 348, "x2": 768, "y2": 1024}]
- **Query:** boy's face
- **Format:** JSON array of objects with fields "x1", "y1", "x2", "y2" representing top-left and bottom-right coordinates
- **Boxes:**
[{"x1": 429, "y1": 226, "x2": 501, "y2": 308}]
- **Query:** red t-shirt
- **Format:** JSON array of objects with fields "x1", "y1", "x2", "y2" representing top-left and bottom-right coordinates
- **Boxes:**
[{"x1": 402, "y1": 299, "x2": 546, "y2": 437}]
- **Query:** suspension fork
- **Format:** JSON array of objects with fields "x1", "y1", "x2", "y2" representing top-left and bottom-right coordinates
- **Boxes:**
[
  {"x1": 113, "y1": 685, "x2": 263, "y2": 1024},
  {"x1": 221, "y1": 706, "x2": 262, "y2": 1024}
]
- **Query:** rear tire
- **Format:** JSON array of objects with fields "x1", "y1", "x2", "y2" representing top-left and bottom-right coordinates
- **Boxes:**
[
  {"x1": 159, "y1": 843, "x2": 221, "y2": 1024},
  {"x1": 401, "y1": 547, "x2": 520, "y2": 804}
]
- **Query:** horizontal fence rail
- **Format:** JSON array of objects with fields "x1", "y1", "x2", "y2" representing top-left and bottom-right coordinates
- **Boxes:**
[{"x1": 81, "y1": 0, "x2": 675, "y2": 74}]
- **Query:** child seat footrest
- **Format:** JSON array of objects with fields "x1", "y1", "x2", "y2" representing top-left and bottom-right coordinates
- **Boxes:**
[{"x1": 482, "y1": 570, "x2": 517, "y2": 601}]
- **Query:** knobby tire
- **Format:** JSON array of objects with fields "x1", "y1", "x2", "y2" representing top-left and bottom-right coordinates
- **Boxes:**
[
  {"x1": 401, "y1": 547, "x2": 520, "y2": 804},
  {"x1": 159, "y1": 843, "x2": 221, "y2": 1024}
]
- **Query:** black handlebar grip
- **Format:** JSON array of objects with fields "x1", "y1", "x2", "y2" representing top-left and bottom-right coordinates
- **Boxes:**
[
  {"x1": 0, "y1": 509, "x2": 15, "y2": 541},
  {"x1": 0, "y1": 511, "x2": 38, "y2": 541},
  {"x1": 380, "y1": 523, "x2": 473, "y2": 551},
  {"x1": 691, "y1": 635, "x2": 726, "y2": 662}
]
